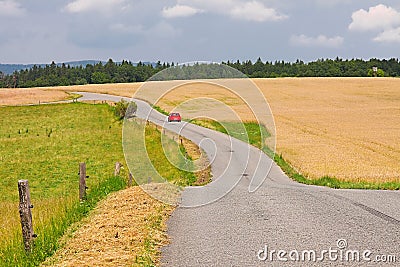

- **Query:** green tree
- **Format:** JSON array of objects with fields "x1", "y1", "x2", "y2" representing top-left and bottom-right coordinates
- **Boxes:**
[{"x1": 91, "y1": 72, "x2": 110, "y2": 84}]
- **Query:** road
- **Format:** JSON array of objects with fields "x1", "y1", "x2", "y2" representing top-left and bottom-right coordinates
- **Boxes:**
[{"x1": 78, "y1": 92, "x2": 400, "y2": 266}]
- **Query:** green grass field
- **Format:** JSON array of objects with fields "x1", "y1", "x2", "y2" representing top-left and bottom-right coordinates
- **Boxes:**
[
  {"x1": 0, "y1": 103, "x2": 129, "y2": 266},
  {"x1": 0, "y1": 102, "x2": 200, "y2": 266},
  {"x1": 190, "y1": 119, "x2": 271, "y2": 153}
]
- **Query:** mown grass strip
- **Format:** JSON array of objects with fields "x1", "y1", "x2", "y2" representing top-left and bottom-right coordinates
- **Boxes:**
[
  {"x1": 274, "y1": 154, "x2": 400, "y2": 190},
  {"x1": 152, "y1": 105, "x2": 169, "y2": 116}
]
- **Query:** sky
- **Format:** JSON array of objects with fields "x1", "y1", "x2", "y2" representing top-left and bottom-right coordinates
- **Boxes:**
[{"x1": 0, "y1": 0, "x2": 400, "y2": 64}]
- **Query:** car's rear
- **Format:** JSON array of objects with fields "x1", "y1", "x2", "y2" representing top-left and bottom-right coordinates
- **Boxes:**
[{"x1": 168, "y1": 113, "x2": 181, "y2": 122}]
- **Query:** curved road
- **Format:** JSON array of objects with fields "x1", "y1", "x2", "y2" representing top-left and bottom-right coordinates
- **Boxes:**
[{"x1": 78, "y1": 92, "x2": 400, "y2": 266}]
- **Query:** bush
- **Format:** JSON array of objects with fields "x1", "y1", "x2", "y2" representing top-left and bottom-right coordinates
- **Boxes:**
[{"x1": 113, "y1": 100, "x2": 137, "y2": 120}]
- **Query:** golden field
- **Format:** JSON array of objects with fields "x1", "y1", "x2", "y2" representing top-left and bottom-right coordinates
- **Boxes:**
[
  {"x1": 256, "y1": 78, "x2": 400, "y2": 182},
  {"x1": 1, "y1": 77, "x2": 399, "y2": 183}
]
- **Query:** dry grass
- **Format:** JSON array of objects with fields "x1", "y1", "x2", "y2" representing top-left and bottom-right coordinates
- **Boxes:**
[
  {"x1": 2, "y1": 78, "x2": 400, "y2": 182},
  {"x1": 47, "y1": 83, "x2": 140, "y2": 98},
  {"x1": 255, "y1": 78, "x2": 400, "y2": 182},
  {"x1": 0, "y1": 84, "x2": 140, "y2": 106},
  {"x1": 0, "y1": 88, "x2": 70, "y2": 106},
  {"x1": 41, "y1": 186, "x2": 174, "y2": 267}
]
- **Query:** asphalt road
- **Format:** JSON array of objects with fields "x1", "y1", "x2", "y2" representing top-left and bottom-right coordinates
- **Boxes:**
[{"x1": 78, "y1": 92, "x2": 400, "y2": 266}]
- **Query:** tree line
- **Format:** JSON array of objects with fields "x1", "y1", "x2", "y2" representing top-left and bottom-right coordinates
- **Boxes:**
[
  {"x1": 0, "y1": 59, "x2": 170, "y2": 88},
  {"x1": 1, "y1": 57, "x2": 399, "y2": 88},
  {"x1": 225, "y1": 57, "x2": 399, "y2": 78}
]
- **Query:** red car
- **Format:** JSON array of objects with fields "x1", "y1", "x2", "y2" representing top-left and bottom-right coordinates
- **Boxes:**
[{"x1": 168, "y1": 112, "x2": 181, "y2": 122}]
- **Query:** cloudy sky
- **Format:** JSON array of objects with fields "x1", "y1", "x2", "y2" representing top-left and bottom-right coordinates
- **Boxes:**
[{"x1": 1, "y1": 0, "x2": 400, "y2": 64}]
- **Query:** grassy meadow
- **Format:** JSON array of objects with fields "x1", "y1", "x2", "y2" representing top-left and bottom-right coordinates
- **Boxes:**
[
  {"x1": 0, "y1": 103, "x2": 129, "y2": 266},
  {"x1": 0, "y1": 101, "x2": 208, "y2": 266}
]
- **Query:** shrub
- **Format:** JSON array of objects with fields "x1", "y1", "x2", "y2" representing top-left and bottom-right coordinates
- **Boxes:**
[{"x1": 113, "y1": 100, "x2": 137, "y2": 120}]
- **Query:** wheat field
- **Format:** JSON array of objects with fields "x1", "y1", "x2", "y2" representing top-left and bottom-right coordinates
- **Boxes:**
[
  {"x1": 256, "y1": 78, "x2": 400, "y2": 182},
  {"x1": 1, "y1": 77, "x2": 399, "y2": 182}
]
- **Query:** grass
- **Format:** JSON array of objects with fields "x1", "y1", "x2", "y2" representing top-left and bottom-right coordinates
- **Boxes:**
[
  {"x1": 190, "y1": 119, "x2": 273, "y2": 157},
  {"x1": 0, "y1": 100, "x2": 208, "y2": 266},
  {"x1": 152, "y1": 105, "x2": 169, "y2": 116},
  {"x1": 1, "y1": 176, "x2": 126, "y2": 266},
  {"x1": 0, "y1": 103, "x2": 127, "y2": 201},
  {"x1": 0, "y1": 103, "x2": 128, "y2": 266},
  {"x1": 274, "y1": 154, "x2": 400, "y2": 190},
  {"x1": 34, "y1": 114, "x2": 204, "y2": 266},
  {"x1": 145, "y1": 124, "x2": 197, "y2": 187},
  {"x1": 123, "y1": 119, "x2": 199, "y2": 188},
  {"x1": 66, "y1": 92, "x2": 82, "y2": 101}
]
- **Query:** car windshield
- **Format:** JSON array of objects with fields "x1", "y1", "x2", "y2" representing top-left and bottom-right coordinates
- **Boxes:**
[{"x1": 170, "y1": 113, "x2": 180, "y2": 116}]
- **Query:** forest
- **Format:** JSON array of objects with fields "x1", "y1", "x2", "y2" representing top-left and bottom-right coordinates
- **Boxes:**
[{"x1": 1, "y1": 57, "x2": 399, "y2": 88}]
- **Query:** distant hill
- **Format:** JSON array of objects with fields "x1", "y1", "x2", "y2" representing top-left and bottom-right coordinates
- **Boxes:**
[{"x1": 0, "y1": 60, "x2": 104, "y2": 75}]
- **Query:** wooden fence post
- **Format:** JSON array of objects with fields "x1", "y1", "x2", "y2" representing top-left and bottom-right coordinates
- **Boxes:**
[
  {"x1": 114, "y1": 162, "x2": 122, "y2": 176},
  {"x1": 128, "y1": 173, "x2": 133, "y2": 187},
  {"x1": 79, "y1": 163, "x2": 87, "y2": 201},
  {"x1": 18, "y1": 180, "x2": 34, "y2": 252}
]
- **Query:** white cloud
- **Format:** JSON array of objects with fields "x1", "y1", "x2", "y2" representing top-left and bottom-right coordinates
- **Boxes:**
[
  {"x1": 65, "y1": 0, "x2": 129, "y2": 14},
  {"x1": 348, "y1": 4, "x2": 400, "y2": 44},
  {"x1": 349, "y1": 4, "x2": 400, "y2": 32},
  {"x1": 162, "y1": 4, "x2": 203, "y2": 18},
  {"x1": 0, "y1": 0, "x2": 25, "y2": 17},
  {"x1": 374, "y1": 27, "x2": 400, "y2": 43},
  {"x1": 290, "y1": 34, "x2": 344, "y2": 48},
  {"x1": 230, "y1": 1, "x2": 287, "y2": 22},
  {"x1": 163, "y1": 0, "x2": 287, "y2": 22}
]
